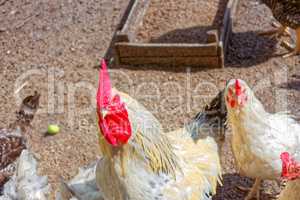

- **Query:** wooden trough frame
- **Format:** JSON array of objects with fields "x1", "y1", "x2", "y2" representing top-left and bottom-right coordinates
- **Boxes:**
[{"x1": 114, "y1": 0, "x2": 240, "y2": 68}]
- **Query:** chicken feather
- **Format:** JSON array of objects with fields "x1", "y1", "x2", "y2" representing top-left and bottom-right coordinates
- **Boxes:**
[
  {"x1": 96, "y1": 88, "x2": 222, "y2": 200},
  {"x1": 225, "y1": 79, "x2": 300, "y2": 199}
]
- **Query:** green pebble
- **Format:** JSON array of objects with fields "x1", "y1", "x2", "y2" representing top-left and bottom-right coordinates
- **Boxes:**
[{"x1": 47, "y1": 124, "x2": 60, "y2": 135}]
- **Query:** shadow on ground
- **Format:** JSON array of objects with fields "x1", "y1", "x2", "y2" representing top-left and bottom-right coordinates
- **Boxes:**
[
  {"x1": 213, "y1": 173, "x2": 275, "y2": 200},
  {"x1": 149, "y1": 26, "x2": 213, "y2": 44},
  {"x1": 226, "y1": 31, "x2": 279, "y2": 68},
  {"x1": 279, "y1": 74, "x2": 300, "y2": 91}
]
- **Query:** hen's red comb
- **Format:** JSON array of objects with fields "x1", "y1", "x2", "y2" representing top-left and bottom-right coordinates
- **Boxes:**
[
  {"x1": 235, "y1": 79, "x2": 242, "y2": 96},
  {"x1": 97, "y1": 59, "x2": 112, "y2": 108},
  {"x1": 280, "y1": 152, "x2": 300, "y2": 180}
]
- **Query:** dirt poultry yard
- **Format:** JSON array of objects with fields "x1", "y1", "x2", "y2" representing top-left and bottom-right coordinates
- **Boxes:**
[
  {"x1": 135, "y1": 0, "x2": 228, "y2": 43},
  {"x1": 0, "y1": 0, "x2": 299, "y2": 199}
]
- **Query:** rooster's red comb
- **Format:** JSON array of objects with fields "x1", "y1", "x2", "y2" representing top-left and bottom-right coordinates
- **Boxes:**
[{"x1": 97, "y1": 59, "x2": 112, "y2": 108}]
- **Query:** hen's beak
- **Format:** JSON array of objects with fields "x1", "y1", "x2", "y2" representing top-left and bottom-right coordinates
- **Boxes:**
[{"x1": 237, "y1": 96, "x2": 244, "y2": 107}]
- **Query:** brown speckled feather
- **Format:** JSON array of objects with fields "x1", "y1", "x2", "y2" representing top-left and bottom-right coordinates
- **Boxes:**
[
  {"x1": 0, "y1": 134, "x2": 26, "y2": 170},
  {"x1": 189, "y1": 90, "x2": 227, "y2": 143},
  {"x1": 0, "y1": 92, "x2": 40, "y2": 186}
]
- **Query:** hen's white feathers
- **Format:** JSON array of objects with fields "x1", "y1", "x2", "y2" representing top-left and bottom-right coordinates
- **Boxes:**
[{"x1": 226, "y1": 79, "x2": 300, "y2": 180}]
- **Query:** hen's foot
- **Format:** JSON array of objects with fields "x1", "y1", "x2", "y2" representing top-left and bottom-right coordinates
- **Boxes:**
[
  {"x1": 282, "y1": 28, "x2": 300, "y2": 58},
  {"x1": 258, "y1": 23, "x2": 290, "y2": 40}
]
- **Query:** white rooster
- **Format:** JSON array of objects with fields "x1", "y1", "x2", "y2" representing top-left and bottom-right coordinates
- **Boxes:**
[
  {"x1": 224, "y1": 79, "x2": 300, "y2": 200},
  {"x1": 56, "y1": 76, "x2": 227, "y2": 200},
  {"x1": 94, "y1": 60, "x2": 224, "y2": 200}
]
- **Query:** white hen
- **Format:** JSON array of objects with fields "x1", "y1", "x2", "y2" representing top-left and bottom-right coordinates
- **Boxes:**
[{"x1": 224, "y1": 79, "x2": 300, "y2": 200}]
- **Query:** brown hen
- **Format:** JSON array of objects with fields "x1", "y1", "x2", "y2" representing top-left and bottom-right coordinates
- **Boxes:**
[{"x1": 0, "y1": 92, "x2": 40, "y2": 186}]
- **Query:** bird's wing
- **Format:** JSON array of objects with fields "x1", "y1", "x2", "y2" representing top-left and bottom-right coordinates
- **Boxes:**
[
  {"x1": 60, "y1": 162, "x2": 104, "y2": 200},
  {"x1": 245, "y1": 112, "x2": 300, "y2": 176},
  {"x1": 2, "y1": 150, "x2": 50, "y2": 199},
  {"x1": 162, "y1": 128, "x2": 222, "y2": 200},
  {"x1": 266, "y1": 113, "x2": 300, "y2": 153}
]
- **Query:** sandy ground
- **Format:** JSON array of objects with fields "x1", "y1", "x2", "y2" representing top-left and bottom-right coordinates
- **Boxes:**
[
  {"x1": 0, "y1": 0, "x2": 128, "y2": 198},
  {"x1": 135, "y1": 0, "x2": 228, "y2": 43},
  {"x1": 0, "y1": 0, "x2": 299, "y2": 199}
]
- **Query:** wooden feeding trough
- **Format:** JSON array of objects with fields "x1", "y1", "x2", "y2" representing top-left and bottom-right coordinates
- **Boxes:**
[{"x1": 113, "y1": 0, "x2": 240, "y2": 68}]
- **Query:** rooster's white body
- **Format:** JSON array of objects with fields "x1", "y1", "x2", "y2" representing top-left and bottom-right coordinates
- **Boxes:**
[{"x1": 95, "y1": 89, "x2": 222, "y2": 200}]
